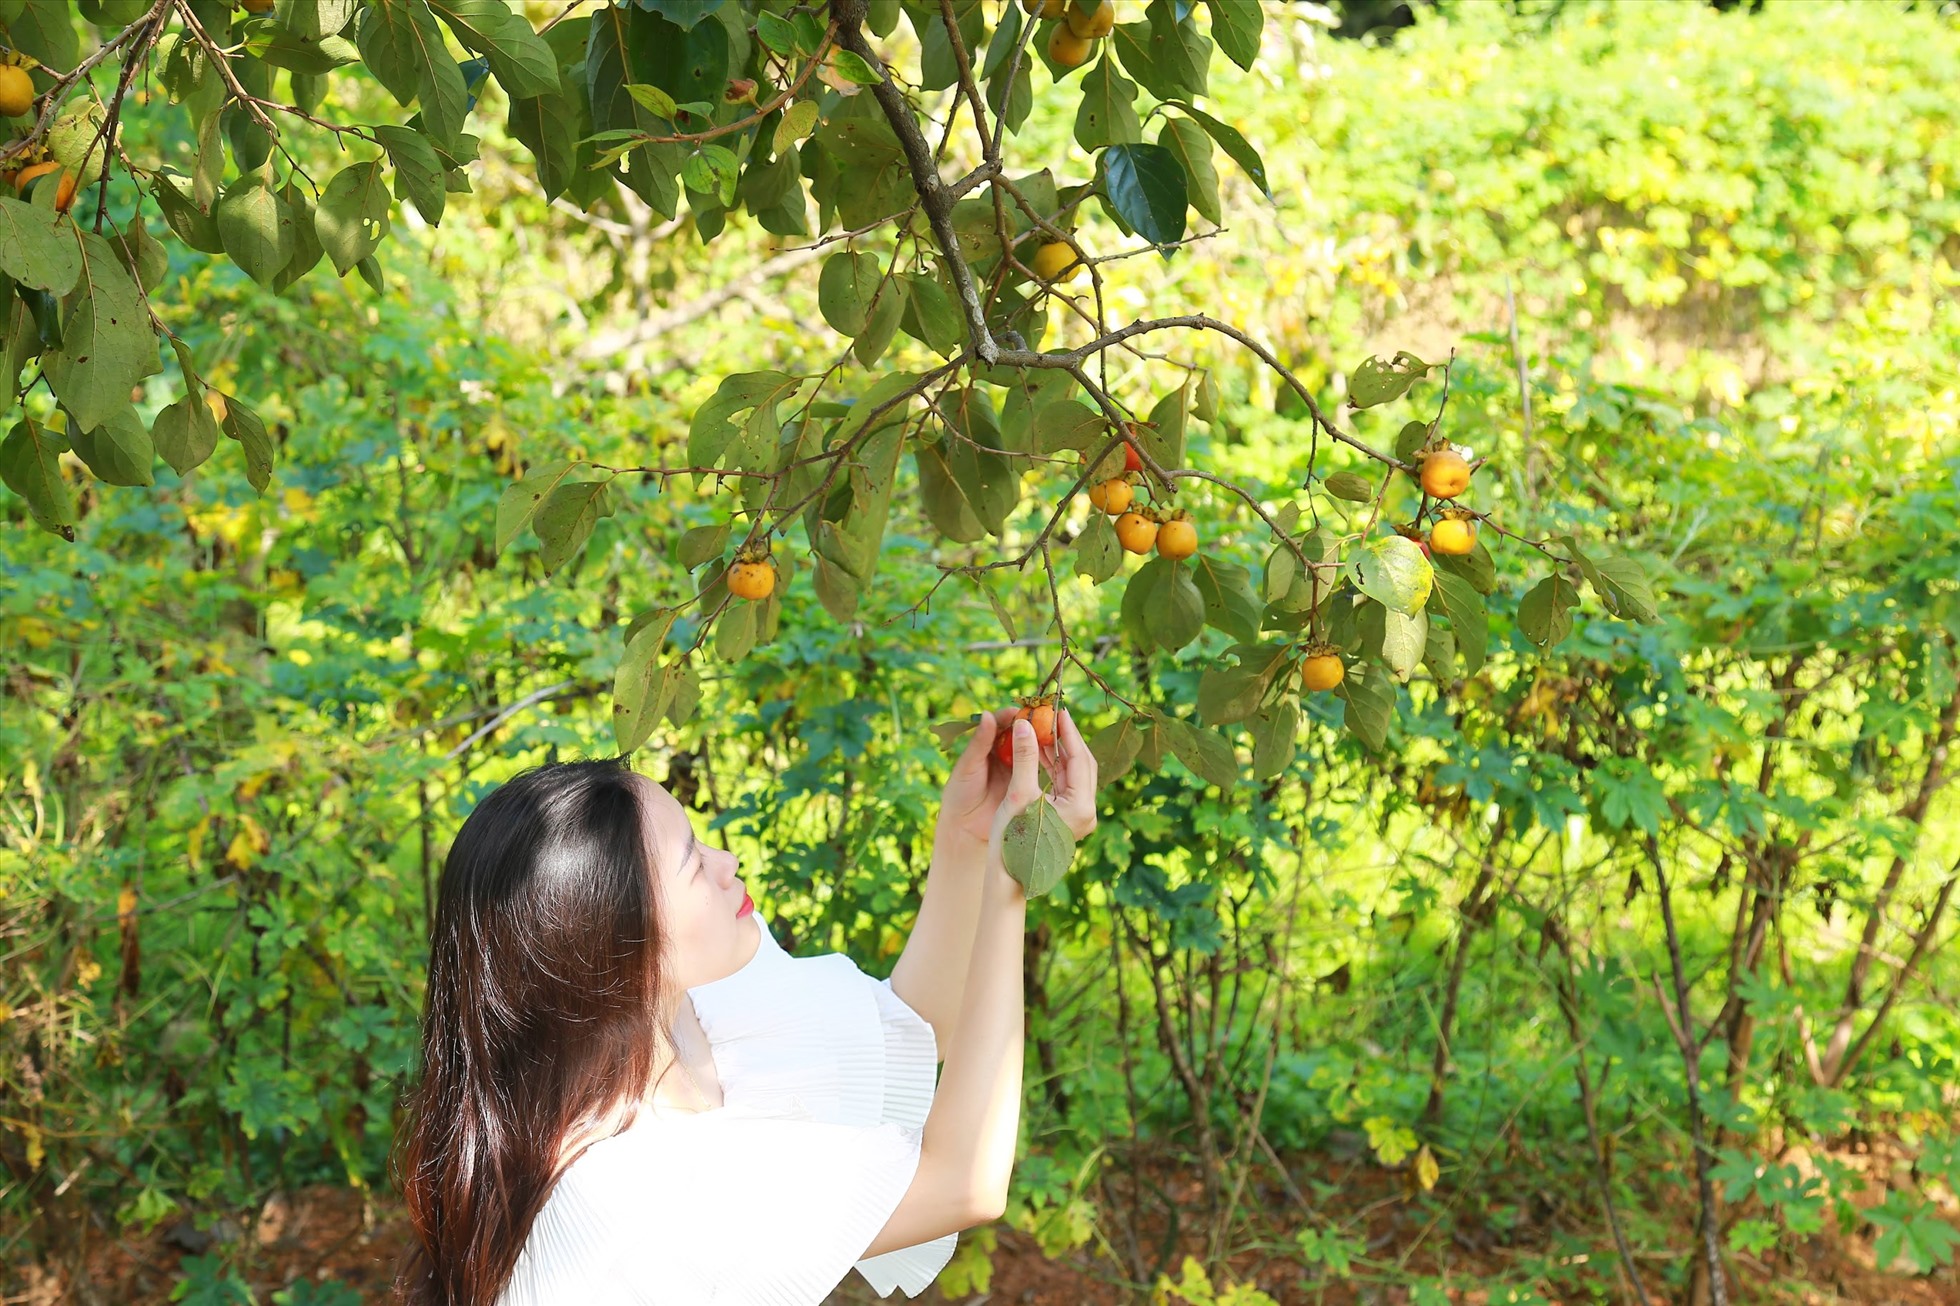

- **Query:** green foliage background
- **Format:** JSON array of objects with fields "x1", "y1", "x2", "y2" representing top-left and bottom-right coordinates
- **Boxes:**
[{"x1": 2, "y1": 1, "x2": 1958, "y2": 1300}]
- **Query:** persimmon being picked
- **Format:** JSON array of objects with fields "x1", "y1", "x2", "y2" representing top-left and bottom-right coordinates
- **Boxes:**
[
  {"x1": 1114, "y1": 509, "x2": 1159, "y2": 555},
  {"x1": 992, "y1": 698, "x2": 1058, "y2": 766},
  {"x1": 1420, "y1": 448, "x2": 1472, "y2": 499},
  {"x1": 1088, "y1": 477, "x2": 1133, "y2": 515}
]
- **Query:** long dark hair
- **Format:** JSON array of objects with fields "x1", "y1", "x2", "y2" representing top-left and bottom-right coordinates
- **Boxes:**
[{"x1": 395, "y1": 758, "x2": 666, "y2": 1306}]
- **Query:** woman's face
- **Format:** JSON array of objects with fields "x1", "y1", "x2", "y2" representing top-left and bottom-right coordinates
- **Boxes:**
[{"x1": 636, "y1": 777, "x2": 758, "y2": 991}]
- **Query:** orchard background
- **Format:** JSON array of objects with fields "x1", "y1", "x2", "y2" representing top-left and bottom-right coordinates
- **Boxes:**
[{"x1": 2, "y1": 0, "x2": 1958, "y2": 1301}]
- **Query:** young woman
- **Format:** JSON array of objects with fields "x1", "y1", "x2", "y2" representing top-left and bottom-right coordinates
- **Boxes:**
[{"x1": 394, "y1": 707, "x2": 1097, "y2": 1305}]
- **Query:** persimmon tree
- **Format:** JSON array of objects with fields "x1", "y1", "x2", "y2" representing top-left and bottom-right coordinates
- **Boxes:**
[{"x1": 0, "y1": 0, "x2": 1656, "y2": 874}]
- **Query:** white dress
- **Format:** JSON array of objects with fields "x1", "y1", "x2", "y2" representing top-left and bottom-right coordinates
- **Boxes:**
[{"x1": 497, "y1": 915, "x2": 956, "y2": 1305}]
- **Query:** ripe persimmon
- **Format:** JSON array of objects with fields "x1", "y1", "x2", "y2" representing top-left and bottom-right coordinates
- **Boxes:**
[
  {"x1": 1429, "y1": 516, "x2": 1476, "y2": 556},
  {"x1": 727, "y1": 559, "x2": 775, "y2": 601},
  {"x1": 1114, "y1": 509, "x2": 1158, "y2": 555},
  {"x1": 992, "y1": 698, "x2": 1058, "y2": 766},
  {"x1": 1420, "y1": 449, "x2": 1472, "y2": 500},
  {"x1": 1047, "y1": 24, "x2": 1094, "y2": 69},
  {"x1": 1065, "y1": 0, "x2": 1115, "y2": 38},
  {"x1": 0, "y1": 66, "x2": 34, "y2": 119},
  {"x1": 1156, "y1": 512, "x2": 1198, "y2": 561},
  {"x1": 1023, "y1": 0, "x2": 1067, "y2": 18},
  {"x1": 1088, "y1": 477, "x2": 1133, "y2": 514},
  {"x1": 1031, "y1": 241, "x2": 1083, "y2": 282},
  {"x1": 1301, "y1": 653, "x2": 1345, "y2": 692}
]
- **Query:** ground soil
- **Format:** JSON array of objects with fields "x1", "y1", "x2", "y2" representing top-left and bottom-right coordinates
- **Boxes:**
[{"x1": 17, "y1": 1145, "x2": 1958, "y2": 1304}]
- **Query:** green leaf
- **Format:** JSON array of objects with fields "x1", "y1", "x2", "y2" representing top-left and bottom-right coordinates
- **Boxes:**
[
  {"x1": 1151, "y1": 561, "x2": 1207, "y2": 652},
  {"x1": 1170, "y1": 101, "x2": 1271, "y2": 200},
  {"x1": 1352, "y1": 535, "x2": 1433, "y2": 615},
  {"x1": 152, "y1": 392, "x2": 220, "y2": 475},
  {"x1": 853, "y1": 277, "x2": 908, "y2": 367},
  {"x1": 111, "y1": 214, "x2": 168, "y2": 291},
  {"x1": 642, "y1": 0, "x2": 724, "y2": 29},
  {"x1": 497, "y1": 458, "x2": 590, "y2": 553},
  {"x1": 1519, "y1": 573, "x2": 1580, "y2": 649},
  {"x1": 316, "y1": 161, "x2": 392, "y2": 275},
  {"x1": 287, "y1": 0, "x2": 360, "y2": 41},
  {"x1": 678, "y1": 522, "x2": 729, "y2": 570},
  {"x1": 1593, "y1": 556, "x2": 1660, "y2": 623},
  {"x1": 1159, "y1": 715, "x2": 1238, "y2": 790},
  {"x1": 687, "y1": 371, "x2": 800, "y2": 473},
  {"x1": 1002, "y1": 801, "x2": 1076, "y2": 899},
  {"x1": 373, "y1": 125, "x2": 447, "y2": 223},
  {"x1": 271, "y1": 180, "x2": 324, "y2": 291},
  {"x1": 773, "y1": 99, "x2": 819, "y2": 155},
  {"x1": 1205, "y1": 0, "x2": 1263, "y2": 71},
  {"x1": 901, "y1": 269, "x2": 962, "y2": 355},
  {"x1": 617, "y1": 646, "x2": 680, "y2": 746},
  {"x1": 1141, "y1": 380, "x2": 1189, "y2": 470},
  {"x1": 358, "y1": 0, "x2": 471, "y2": 151},
  {"x1": 1429, "y1": 570, "x2": 1488, "y2": 676},
  {"x1": 681, "y1": 143, "x2": 740, "y2": 206},
  {"x1": 1075, "y1": 58, "x2": 1141, "y2": 152},
  {"x1": 216, "y1": 178, "x2": 297, "y2": 287},
  {"x1": 916, "y1": 436, "x2": 1016, "y2": 541},
  {"x1": 153, "y1": 173, "x2": 224, "y2": 254},
  {"x1": 428, "y1": 0, "x2": 560, "y2": 98},
  {"x1": 216, "y1": 392, "x2": 275, "y2": 492},
  {"x1": 613, "y1": 610, "x2": 680, "y2": 752},
  {"x1": 0, "y1": 198, "x2": 81, "y2": 293},
  {"x1": 1157, "y1": 115, "x2": 1220, "y2": 226},
  {"x1": 1073, "y1": 509, "x2": 1121, "y2": 583},
  {"x1": 0, "y1": 417, "x2": 76, "y2": 539},
  {"x1": 1334, "y1": 662, "x2": 1395, "y2": 753},
  {"x1": 1395, "y1": 419, "x2": 1430, "y2": 461},
  {"x1": 1190, "y1": 555, "x2": 1261, "y2": 643},
  {"x1": 715, "y1": 600, "x2": 757, "y2": 661},
  {"x1": 44, "y1": 234, "x2": 160, "y2": 434},
  {"x1": 508, "y1": 92, "x2": 578, "y2": 201},
  {"x1": 1249, "y1": 697, "x2": 1297, "y2": 778},
  {"x1": 1322, "y1": 470, "x2": 1374, "y2": 502},
  {"x1": 1434, "y1": 540, "x2": 1496, "y2": 595},
  {"x1": 1088, "y1": 714, "x2": 1147, "y2": 782},
  {"x1": 1349, "y1": 352, "x2": 1432, "y2": 408},
  {"x1": 818, "y1": 250, "x2": 884, "y2": 337},
  {"x1": 1197, "y1": 643, "x2": 1288, "y2": 725},
  {"x1": 1112, "y1": 3, "x2": 1210, "y2": 102},
  {"x1": 1035, "y1": 399, "x2": 1103, "y2": 455},
  {"x1": 68, "y1": 405, "x2": 154, "y2": 487},
  {"x1": 1380, "y1": 608, "x2": 1427, "y2": 683},
  {"x1": 827, "y1": 49, "x2": 885, "y2": 87},
  {"x1": 1100, "y1": 143, "x2": 1187, "y2": 249},
  {"x1": 1120, "y1": 556, "x2": 1163, "y2": 647},
  {"x1": 534, "y1": 478, "x2": 614, "y2": 576}
]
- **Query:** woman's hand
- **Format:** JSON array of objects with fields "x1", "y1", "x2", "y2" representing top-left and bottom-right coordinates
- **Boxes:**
[
  {"x1": 986, "y1": 708, "x2": 1098, "y2": 867},
  {"x1": 938, "y1": 711, "x2": 1010, "y2": 849},
  {"x1": 942, "y1": 707, "x2": 1094, "y2": 848}
]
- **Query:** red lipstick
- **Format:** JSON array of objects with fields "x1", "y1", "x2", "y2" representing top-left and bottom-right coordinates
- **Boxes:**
[{"x1": 736, "y1": 891, "x2": 754, "y2": 918}]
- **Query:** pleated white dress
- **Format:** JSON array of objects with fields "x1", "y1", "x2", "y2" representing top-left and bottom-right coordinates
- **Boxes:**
[{"x1": 497, "y1": 915, "x2": 956, "y2": 1305}]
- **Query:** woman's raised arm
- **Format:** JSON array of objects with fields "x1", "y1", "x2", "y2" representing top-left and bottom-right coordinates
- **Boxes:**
[{"x1": 866, "y1": 710, "x2": 1098, "y2": 1252}]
